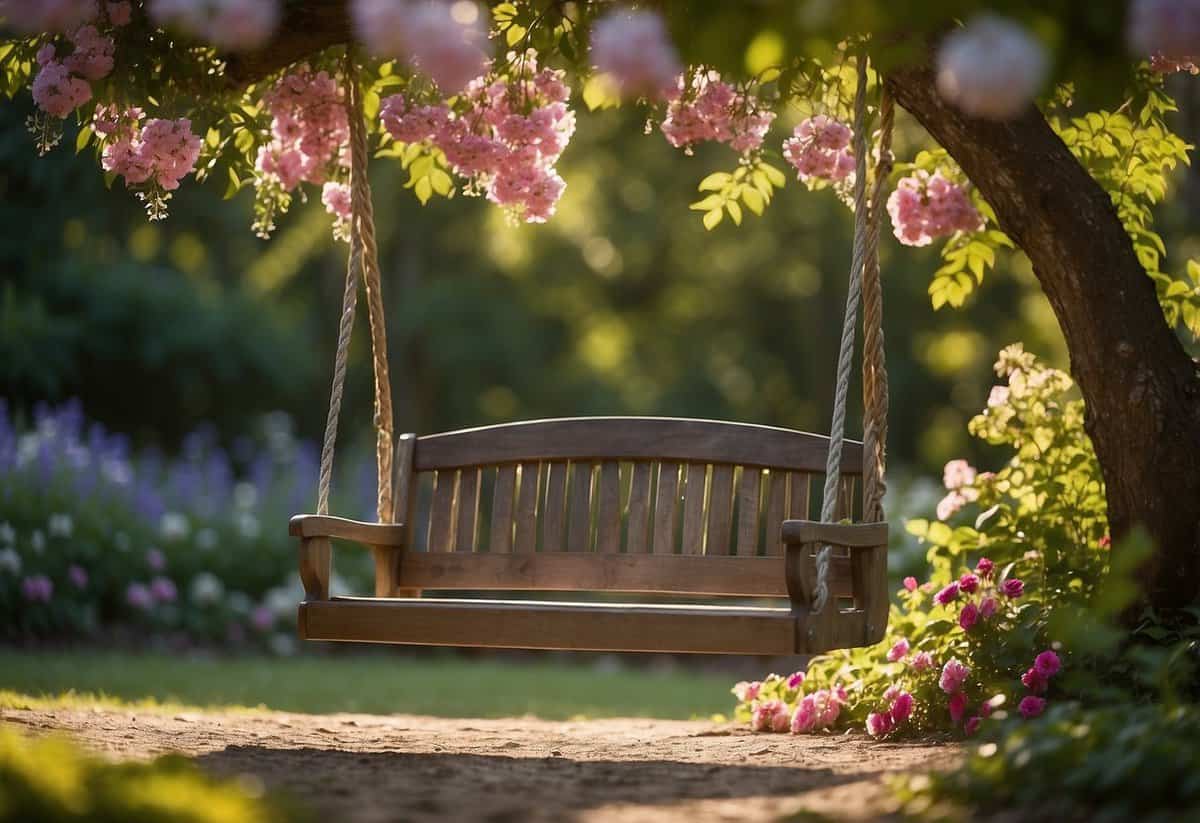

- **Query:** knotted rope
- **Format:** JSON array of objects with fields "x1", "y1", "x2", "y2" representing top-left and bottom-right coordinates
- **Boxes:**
[
  {"x1": 315, "y1": 51, "x2": 395, "y2": 522},
  {"x1": 811, "y1": 57, "x2": 892, "y2": 614}
]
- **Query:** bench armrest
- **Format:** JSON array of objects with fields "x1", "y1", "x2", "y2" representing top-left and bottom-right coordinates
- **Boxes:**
[
  {"x1": 289, "y1": 515, "x2": 406, "y2": 546},
  {"x1": 780, "y1": 519, "x2": 888, "y2": 547},
  {"x1": 291, "y1": 515, "x2": 409, "y2": 602}
]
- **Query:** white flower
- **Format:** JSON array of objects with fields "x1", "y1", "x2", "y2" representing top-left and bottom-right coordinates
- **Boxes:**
[
  {"x1": 47, "y1": 513, "x2": 74, "y2": 539},
  {"x1": 0, "y1": 548, "x2": 21, "y2": 575},
  {"x1": 30, "y1": 529, "x2": 46, "y2": 554},
  {"x1": 234, "y1": 511, "x2": 260, "y2": 540},
  {"x1": 0, "y1": 522, "x2": 14, "y2": 545},
  {"x1": 189, "y1": 572, "x2": 225, "y2": 606},
  {"x1": 160, "y1": 512, "x2": 190, "y2": 542},
  {"x1": 194, "y1": 527, "x2": 219, "y2": 552},
  {"x1": 233, "y1": 482, "x2": 258, "y2": 510},
  {"x1": 937, "y1": 15, "x2": 1048, "y2": 121}
]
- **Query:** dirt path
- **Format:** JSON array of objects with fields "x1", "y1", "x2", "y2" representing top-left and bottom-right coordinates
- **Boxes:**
[{"x1": 2, "y1": 706, "x2": 958, "y2": 822}]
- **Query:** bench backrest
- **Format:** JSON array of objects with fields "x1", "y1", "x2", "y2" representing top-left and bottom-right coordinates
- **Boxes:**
[{"x1": 389, "y1": 417, "x2": 862, "y2": 598}]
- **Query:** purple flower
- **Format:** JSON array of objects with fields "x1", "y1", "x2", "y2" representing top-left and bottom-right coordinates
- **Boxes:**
[
  {"x1": 145, "y1": 548, "x2": 166, "y2": 572},
  {"x1": 1001, "y1": 578, "x2": 1025, "y2": 599},
  {"x1": 958, "y1": 602, "x2": 980, "y2": 631},
  {"x1": 979, "y1": 596, "x2": 998, "y2": 619},
  {"x1": 126, "y1": 582, "x2": 154, "y2": 610},
  {"x1": 964, "y1": 716, "x2": 982, "y2": 736},
  {"x1": 67, "y1": 564, "x2": 88, "y2": 589},
  {"x1": 958, "y1": 573, "x2": 980, "y2": 594},
  {"x1": 1034, "y1": 650, "x2": 1061, "y2": 678},
  {"x1": 785, "y1": 671, "x2": 805, "y2": 690},
  {"x1": 250, "y1": 605, "x2": 275, "y2": 633},
  {"x1": 21, "y1": 575, "x2": 53, "y2": 603},
  {"x1": 975, "y1": 557, "x2": 994, "y2": 578},
  {"x1": 934, "y1": 582, "x2": 960, "y2": 605},
  {"x1": 1018, "y1": 696, "x2": 1046, "y2": 719},
  {"x1": 149, "y1": 576, "x2": 177, "y2": 603}
]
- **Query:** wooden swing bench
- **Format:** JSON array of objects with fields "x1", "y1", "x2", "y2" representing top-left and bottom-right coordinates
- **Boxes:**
[{"x1": 291, "y1": 417, "x2": 888, "y2": 655}]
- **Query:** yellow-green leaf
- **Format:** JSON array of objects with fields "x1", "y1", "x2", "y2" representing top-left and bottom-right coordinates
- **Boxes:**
[
  {"x1": 414, "y1": 176, "x2": 433, "y2": 204},
  {"x1": 690, "y1": 194, "x2": 725, "y2": 211},
  {"x1": 698, "y1": 172, "x2": 731, "y2": 192},
  {"x1": 703, "y1": 208, "x2": 724, "y2": 230},
  {"x1": 726, "y1": 199, "x2": 743, "y2": 225}
]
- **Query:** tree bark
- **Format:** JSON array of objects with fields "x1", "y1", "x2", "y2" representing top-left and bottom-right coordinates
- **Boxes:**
[{"x1": 888, "y1": 63, "x2": 1200, "y2": 610}]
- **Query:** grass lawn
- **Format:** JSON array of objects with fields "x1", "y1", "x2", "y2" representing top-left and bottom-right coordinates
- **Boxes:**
[{"x1": 0, "y1": 649, "x2": 738, "y2": 720}]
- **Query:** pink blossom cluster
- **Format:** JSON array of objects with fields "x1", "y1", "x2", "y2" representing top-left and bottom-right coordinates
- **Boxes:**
[
  {"x1": 936, "y1": 14, "x2": 1047, "y2": 121},
  {"x1": 660, "y1": 70, "x2": 776, "y2": 155},
  {"x1": 21, "y1": 574, "x2": 54, "y2": 602},
  {"x1": 1129, "y1": 0, "x2": 1200, "y2": 73},
  {"x1": 782, "y1": 115, "x2": 855, "y2": 184},
  {"x1": 99, "y1": 111, "x2": 203, "y2": 192},
  {"x1": 790, "y1": 686, "x2": 846, "y2": 734},
  {"x1": 256, "y1": 67, "x2": 349, "y2": 191},
  {"x1": 936, "y1": 458, "x2": 995, "y2": 521},
  {"x1": 352, "y1": 0, "x2": 488, "y2": 94},
  {"x1": 866, "y1": 685, "x2": 914, "y2": 737},
  {"x1": 379, "y1": 53, "x2": 575, "y2": 222},
  {"x1": 933, "y1": 555, "x2": 1023, "y2": 631},
  {"x1": 31, "y1": 15, "x2": 123, "y2": 118},
  {"x1": 887, "y1": 170, "x2": 985, "y2": 248},
  {"x1": 1020, "y1": 649, "x2": 1061, "y2": 696},
  {"x1": 738, "y1": 673, "x2": 847, "y2": 735},
  {"x1": 1, "y1": 0, "x2": 98, "y2": 33},
  {"x1": 126, "y1": 575, "x2": 178, "y2": 610},
  {"x1": 149, "y1": 0, "x2": 281, "y2": 52},
  {"x1": 589, "y1": 8, "x2": 680, "y2": 100}
]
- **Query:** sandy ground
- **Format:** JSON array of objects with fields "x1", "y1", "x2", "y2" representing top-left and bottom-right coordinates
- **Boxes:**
[{"x1": 2, "y1": 706, "x2": 959, "y2": 822}]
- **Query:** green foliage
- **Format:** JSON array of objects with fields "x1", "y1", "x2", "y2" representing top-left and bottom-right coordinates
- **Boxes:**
[
  {"x1": 0, "y1": 726, "x2": 301, "y2": 823},
  {"x1": 895, "y1": 702, "x2": 1200, "y2": 822},
  {"x1": 689, "y1": 159, "x2": 786, "y2": 229}
]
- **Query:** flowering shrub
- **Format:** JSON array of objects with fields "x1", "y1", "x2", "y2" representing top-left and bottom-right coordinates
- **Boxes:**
[
  {"x1": 0, "y1": 399, "x2": 375, "y2": 652},
  {"x1": 733, "y1": 345, "x2": 1109, "y2": 738}
]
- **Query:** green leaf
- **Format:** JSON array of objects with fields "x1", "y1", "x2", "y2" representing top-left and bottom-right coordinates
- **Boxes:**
[
  {"x1": 414, "y1": 175, "x2": 433, "y2": 205},
  {"x1": 698, "y1": 172, "x2": 732, "y2": 192},
  {"x1": 725, "y1": 199, "x2": 743, "y2": 226},
  {"x1": 702, "y1": 208, "x2": 724, "y2": 230},
  {"x1": 75, "y1": 125, "x2": 93, "y2": 155},
  {"x1": 741, "y1": 187, "x2": 765, "y2": 215},
  {"x1": 690, "y1": 194, "x2": 725, "y2": 211},
  {"x1": 760, "y1": 163, "x2": 787, "y2": 187}
]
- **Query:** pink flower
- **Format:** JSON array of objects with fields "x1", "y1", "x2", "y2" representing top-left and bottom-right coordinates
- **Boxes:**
[
  {"x1": 21, "y1": 575, "x2": 54, "y2": 603},
  {"x1": 661, "y1": 69, "x2": 774, "y2": 154},
  {"x1": 934, "y1": 582, "x2": 960, "y2": 606},
  {"x1": 1018, "y1": 696, "x2": 1046, "y2": 719},
  {"x1": 126, "y1": 581, "x2": 154, "y2": 610},
  {"x1": 939, "y1": 658, "x2": 970, "y2": 694},
  {"x1": 886, "y1": 638, "x2": 910, "y2": 662},
  {"x1": 1034, "y1": 650, "x2": 1061, "y2": 678},
  {"x1": 958, "y1": 573, "x2": 980, "y2": 594},
  {"x1": 903, "y1": 576, "x2": 918, "y2": 592},
  {"x1": 790, "y1": 695, "x2": 817, "y2": 734},
  {"x1": 751, "y1": 699, "x2": 790, "y2": 733},
  {"x1": 943, "y1": 459, "x2": 977, "y2": 490},
  {"x1": 975, "y1": 557, "x2": 995, "y2": 578},
  {"x1": 911, "y1": 651, "x2": 934, "y2": 672},
  {"x1": 146, "y1": 547, "x2": 166, "y2": 572},
  {"x1": 321, "y1": 181, "x2": 352, "y2": 222},
  {"x1": 64, "y1": 24, "x2": 115, "y2": 80},
  {"x1": 865, "y1": 711, "x2": 893, "y2": 737},
  {"x1": 67, "y1": 564, "x2": 88, "y2": 589},
  {"x1": 783, "y1": 115, "x2": 856, "y2": 185},
  {"x1": 987, "y1": 385, "x2": 1010, "y2": 408},
  {"x1": 1128, "y1": 0, "x2": 1200, "y2": 65},
  {"x1": 948, "y1": 691, "x2": 968, "y2": 724},
  {"x1": 958, "y1": 602, "x2": 980, "y2": 631},
  {"x1": 937, "y1": 14, "x2": 1048, "y2": 120},
  {"x1": 1001, "y1": 578, "x2": 1025, "y2": 599},
  {"x1": 979, "y1": 596, "x2": 998, "y2": 619},
  {"x1": 1021, "y1": 667, "x2": 1048, "y2": 694},
  {"x1": 733, "y1": 680, "x2": 762, "y2": 702},
  {"x1": 31, "y1": 61, "x2": 92, "y2": 118},
  {"x1": 250, "y1": 605, "x2": 275, "y2": 632},
  {"x1": 590, "y1": 8, "x2": 680, "y2": 100},
  {"x1": 936, "y1": 491, "x2": 968, "y2": 521},
  {"x1": 890, "y1": 691, "x2": 914, "y2": 724},
  {"x1": 888, "y1": 171, "x2": 985, "y2": 248},
  {"x1": 149, "y1": 576, "x2": 177, "y2": 603},
  {"x1": 354, "y1": 0, "x2": 488, "y2": 94},
  {"x1": 785, "y1": 671, "x2": 805, "y2": 690},
  {"x1": 883, "y1": 683, "x2": 901, "y2": 703},
  {"x1": 964, "y1": 716, "x2": 982, "y2": 736}
]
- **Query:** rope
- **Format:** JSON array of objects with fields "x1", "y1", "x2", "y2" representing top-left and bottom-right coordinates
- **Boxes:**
[
  {"x1": 315, "y1": 50, "x2": 395, "y2": 522},
  {"x1": 812, "y1": 56, "x2": 890, "y2": 614}
]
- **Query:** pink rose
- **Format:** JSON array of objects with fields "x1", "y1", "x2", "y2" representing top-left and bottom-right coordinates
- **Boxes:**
[
  {"x1": 1018, "y1": 696, "x2": 1046, "y2": 719},
  {"x1": 790, "y1": 695, "x2": 817, "y2": 734},
  {"x1": 1021, "y1": 667, "x2": 1048, "y2": 694},
  {"x1": 911, "y1": 651, "x2": 934, "y2": 672},
  {"x1": 939, "y1": 658, "x2": 970, "y2": 694},
  {"x1": 975, "y1": 557, "x2": 995, "y2": 578},
  {"x1": 1001, "y1": 578, "x2": 1025, "y2": 598},
  {"x1": 979, "y1": 596, "x2": 998, "y2": 619},
  {"x1": 958, "y1": 602, "x2": 980, "y2": 631},
  {"x1": 948, "y1": 691, "x2": 968, "y2": 724},
  {"x1": 785, "y1": 671, "x2": 805, "y2": 690},
  {"x1": 958, "y1": 573, "x2": 979, "y2": 594},
  {"x1": 751, "y1": 700, "x2": 791, "y2": 733},
  {"x1": 886, "y1": 638, "x2": 910, "y2": 663},
  {"x1": 1034, "y1": 650, "x2": 1061, "y2": 678},
  {"x1": 934, "y1": 582, "x2": 960, "y2": 606},
  {"x1": 866, "y1": 711, "x2": 894, "y2": 737},
  {"x1": 890, "y1": 691, "x2": 914, "y2": 723}
]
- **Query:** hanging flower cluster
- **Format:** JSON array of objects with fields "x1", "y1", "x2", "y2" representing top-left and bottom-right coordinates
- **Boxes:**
[
  {"x1": 352, "y1": 0, "x2": 488, "y2": 94},
  {"x1": 379, "y1": 51, "x2": 575, "y2": 223},
  {"x1": 1128, "y1": 0, "x2": 1200, "y2": 73},
  {"x1": 732, "y1": 671, "x2": 848, "y2": 735},
  {"x1": 886, "y1": 170, "x2": 985, "y2": 247},
  {"x1": 589, "y1": 8, "x2": 680, "y2": 100},
  {"x1": 936, "y1": 14, "x2": 1048, "y2": 121},
  {"x1": 782, "y1": 115, "x2": 856, "y2": 185},
  {"x1": 94, "y1": 106, "x2": 202, "y2": 217},
  {"x1": 660, "y1": 69, "x2": 776, "y2": 155},
  {"x1": 149, "y1": 0, "x2": 281, "y2": 52}
]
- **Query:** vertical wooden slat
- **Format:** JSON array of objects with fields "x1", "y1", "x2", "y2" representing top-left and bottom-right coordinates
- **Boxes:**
[
  {"x1": 735, "y1": 467, "x2": 762, "y2": 556},
  {"x1": 391, "y1": 433, "x2": 417, "y2": 527},
  {"x1": 488, "y1": 465, "x2": 517, "y2": 553},
  {"x1": 625, "y1": 462, "x2": 652, "y2": 554},
  {"x1": 566, "y1": 461, "x2": 594, "y2": 551},
  {"x1": 427, "y1": 469, "x2": 458, "y2": 552},
  {"x1": 789, "y1": 472, "x2": 812, "y2": 520},
  {"x1": 542, "y1": 461, "x2": 568, "y2": 552},
  {"x1": 595, "y1": 461, "x2": 621, "y2": 554},
  {"x1": 764, "y1": 470, "x2": 788, "y2": 556},
  {"x1": 652, "y1": 462, "x2": 680, "y2": 554},
  {"x1": 705, "y1": 465, "x2": 735, "y2": 555},
  {"x1": 513, "y1": 462, "x2": 540, "y2": 553},
  {"x1": 836, "y1": 476, "x2": 857, "y2": 522},
  {"x1": 454, "y1": 468, "x2": 480, "y2": 552},
  {"x1": 680, "y1": 463, "x2": 708, "y2": 554}
]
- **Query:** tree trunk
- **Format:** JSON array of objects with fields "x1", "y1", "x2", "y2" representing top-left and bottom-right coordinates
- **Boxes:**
[{"x1": 887, "y1": 63, "x2": 1200, "y2": 611}]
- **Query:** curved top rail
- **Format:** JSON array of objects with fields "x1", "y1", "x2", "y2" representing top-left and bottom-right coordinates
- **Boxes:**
[{"x1": 412, "y1": 417, "x2": 862, "y2": 474}]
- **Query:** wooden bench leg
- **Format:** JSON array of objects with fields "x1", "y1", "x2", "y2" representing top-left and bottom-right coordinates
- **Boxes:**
[{"x1": 299, "y1": 536, "x2": 331, "y2": 601}]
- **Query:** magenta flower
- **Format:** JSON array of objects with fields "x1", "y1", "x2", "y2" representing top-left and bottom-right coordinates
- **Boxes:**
[
  {"x1": 1018, "y1": 696, "x2": 1047, "y2": 719},
  {"x1": 866, "y1": 711, "x2": 894, "y2": 737},
  {"x1": 948, "y1": 691, "x2": 968, "y2": 724},
  {"x1": 786, "y1": 671, "x2": 806, "y2": 690},
  {"x1": 67, "y1": 564, "x2": 88, "y2": 590},
  {"x1": 903, "y1": 576, "x2": 918, "y2": 592},
  {"x1": 1001, "y1": 578, "x2": 1025, "y2": 598},
  {"x1": 979, "y1": 596, "x2": 998, "y2": 619},
  {"x1": 975, "y1": 557, "x2": 995, "y2": 578},
  {"x1": 1034, "y1": 650, "x2": 1061, "y2": 678},
  {"x1": 958, "y1": 573, "x2": 980, "y2": 594},
  {"x1": 126, "y1": 582, "x2": 153, "y2": 610},
  {"x1": 250, "y1": 605, "x2": 275, "y2": 633},
  {"x1": 149, "y1": 576, "x2": 177, "y2": 603},
  {"x1": 886, "y1": 638, "x2": 910, "y2": 662},
  {"x1": 939, "y1": 658, "x2": 970, "y2": 694},
  {"x1": 21, "y1": 575, "x2": 54, "y2": 603},
  {"x1": 1021, "y1": 667, "x2": 1048, "y2": 694},
  {"x1": 145, "y1": 548, "x2": 166, "y2": 572},
  {"x1": 964, "y1": 716, "x2": 982, "y2": 736},
  {"x1": 890, "y1": 691, "x2": 914, "y2": 723},
  {"x1": 911, "y1": 651, "x2": 934, "y2": 672},
  {"x1": 934, "y1": 582, "x2": 960, "y2": 605},
  {"x1": 959, "y1": 602, "x2": 980, "y2": 631}
]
